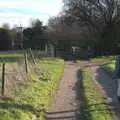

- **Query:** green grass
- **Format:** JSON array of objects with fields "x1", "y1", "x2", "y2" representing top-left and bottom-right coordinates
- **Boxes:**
[
  {"x1": 89, "y1": 56, "x2": 116, "y2": 77},
  {"x1": 81, "y1": 68, "x2": 113, "y2": 120},
  {"x1": 101, "y1": 61, "x2": 116, "y2": 78},
  {"x1": 90, "y1": 56, "x2": 115, "y2": 63},
  {"x1": 76, "y1": 56, "x2": 115, "y2": 63},
  {"x1": 0, "y1": 53, "x2": 24, "y2": 63},
  {"x1": 0, "y1": 53, "x2": 23, "y2": 57},
  {"x1": 0, "y1": 58, "x2": 64, "y2": 120},
  {"x1": 102, "y1": 61, "x2": 115, "y2": 72}
]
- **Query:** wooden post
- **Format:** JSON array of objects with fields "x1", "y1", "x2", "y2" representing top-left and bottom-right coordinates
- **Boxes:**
[
  {"x1": 24, "y1": 52, "x2": 28, "y2": 74},
  {"x1": 54, "y1": 44, "x2": 56, "y2": 57},
  {"x1": 45, "y1": 44, "x2": 48, "y2": 53},
  {"x1": 2, "y1": 63, "x2": 5, "y2": 96},
  {"x1": 29, "y1": 48, "x2": 36, "y2": 64}
]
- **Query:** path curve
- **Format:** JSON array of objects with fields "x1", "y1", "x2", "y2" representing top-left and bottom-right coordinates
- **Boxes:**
[{"x1": 91, "y1": 66, "x2": 120, "y2": 120}]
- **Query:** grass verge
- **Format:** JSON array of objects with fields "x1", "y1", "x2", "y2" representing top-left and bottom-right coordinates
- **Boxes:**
[
  {"x1": 76, "y1": 56, "x2": 115, "y2": 64},
  {"x1": 80, "y1": 68, "x2": 113, "y2": 120},
  {"x1": 101, "y1": 61, "x2": 116, "y2": 78},
  {"x1": 0, "y1": 53, "x2": 24, "y2": 63},
  {"x1": 90, "y1": 56, "x2": 115, "y2": 63},
  {"x1": 0, "y1": 58, "x2": 64, "y2": 120}
]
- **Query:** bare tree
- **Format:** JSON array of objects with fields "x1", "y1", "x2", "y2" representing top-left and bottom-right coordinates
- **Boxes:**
[
  {"x1": 63, "y1": 0, "x2": 120, "y2": 55},
  {"x1": 2, "y1": 23, "x2": 10, "y2": 29},
  {"x1": 48, "y1": 15, "x2": 92, "y2": 47}
]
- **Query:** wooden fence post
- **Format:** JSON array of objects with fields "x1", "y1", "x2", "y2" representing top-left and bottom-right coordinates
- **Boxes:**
[
  {"x1": 29, "y1": 48, "x2": 36, "y2": 64},
  {"x1": 2, "y1": 63, "x2": 5, "y2": 96},
  {"x1": 24, "y1": 52, "x2": 28, "y2": 74}
]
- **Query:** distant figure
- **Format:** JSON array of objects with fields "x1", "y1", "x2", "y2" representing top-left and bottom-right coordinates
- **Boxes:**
[{"x1": 116, "y1": 56, "x2": 120, "y2": 100}]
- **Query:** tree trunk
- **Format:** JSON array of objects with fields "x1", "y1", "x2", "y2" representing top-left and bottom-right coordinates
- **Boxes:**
[{"x1": 99, "y1": 22, "x2": 116, "y2": 55}]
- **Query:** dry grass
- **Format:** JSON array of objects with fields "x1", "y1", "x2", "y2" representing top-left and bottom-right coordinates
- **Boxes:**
[
  {"x1": 0, "y1": 58, "x2": 64, "y2": 120},
  {"x1": 0, "y1": 52, "x2": 30, "y2": 96},
  {"x1": 0, "y1": 62, "x2": 28, "y2": 96}
]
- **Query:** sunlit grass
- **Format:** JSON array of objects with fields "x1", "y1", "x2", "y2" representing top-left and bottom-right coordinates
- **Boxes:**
[
  {"x1": 0, "y1": 58, "x2": 64, "y2": 120},
  {"x1": 103, "y1": 61, "x2": 115, "y2": 72},
  {"x1": 101, "y1": 61, "x2": 116, "y2": 78},
  {"x1": 81, "y1": 68, "x2": 113, "y2": 120},
  {"x1": 0, "y1": 53, "x2": 24, "y2": 63},
  {"x1": 90, "y1": 56, "x2": 115, "y2": 63},
  {"x1": 76, "y1": 56, "x2": 116, "y2": 63}
]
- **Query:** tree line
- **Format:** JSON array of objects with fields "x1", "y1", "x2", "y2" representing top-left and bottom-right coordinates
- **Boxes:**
[
  {"x1": 48, "y1": 0, "x2": 120, "y2": 57},
  {"x1": 1, "y1": 0, "x2": 120, "y2": 57},
  {"x1": 0, "y1": 19, "x2": 48, "y2": 50}
]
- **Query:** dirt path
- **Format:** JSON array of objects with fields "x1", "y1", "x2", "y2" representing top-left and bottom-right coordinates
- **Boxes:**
[
  {"x1": 91, "y1": 66, "x2": 120, "y2": 120},
  {"x1": 46, "y1": 62, "x2": 81, "y2": 120},
  {"x1": 46, "y1": 61, "x2": 120, "y2": 120}
]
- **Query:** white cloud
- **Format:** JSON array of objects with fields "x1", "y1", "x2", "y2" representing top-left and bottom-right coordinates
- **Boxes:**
[
  {"x1": 0, "y1": 0, "x2": 62, "y2": 15},
  {"x1": 0, "y1": 12, "x2": 50, "y2": 27},
  {"x1": 0, "y1": 0, "x2": 62, "y2": 27}
]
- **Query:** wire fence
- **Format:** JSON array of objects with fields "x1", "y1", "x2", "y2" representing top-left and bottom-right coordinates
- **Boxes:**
[{"x1": 0, "y1": 49, "x2": 49, "y2": 96}]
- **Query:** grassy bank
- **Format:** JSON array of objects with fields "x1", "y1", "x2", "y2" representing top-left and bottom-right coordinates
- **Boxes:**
[
  {"x1": 91, "y1": 56, "x2": 116, "y2": 78},
  {"x1": 0, "y1": 58, "x2": 64, "y2": 120},
  {"x1": 76, "y1": 56, "x2": 115, "y2": 64},
  {"x1": 0, "y1": 53, "x2": 24, "y2": 62},
  {"x1": 80, "y1": 68, "x2": 112, "y2": 120},
  {"x1": 101, "y1": 61, "x2": 116, "y2": 78},
  {"x1": 90, "y1": 56, "x2": 115, "y2": 63}
]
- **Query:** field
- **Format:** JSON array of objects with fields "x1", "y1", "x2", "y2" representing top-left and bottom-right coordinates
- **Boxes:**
[
  {"x1": 0, "y1": 53, "x2": 117, "y2": 120},
  {"x1": 0, "y1": 52, "x2": 64, "y2": 120},
  {"x1": 0, "y1": 53, "x2": 24, "y2": 62}
]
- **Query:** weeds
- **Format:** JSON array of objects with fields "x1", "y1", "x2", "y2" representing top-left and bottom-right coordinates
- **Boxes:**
[{"x1": 0, "y1": 58, "x2": 64, "y2": 120}]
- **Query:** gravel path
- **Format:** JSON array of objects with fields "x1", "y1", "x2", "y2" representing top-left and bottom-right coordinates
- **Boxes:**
[{"x1": 46, "y1": 62, "x2": 81, "y2": 120}]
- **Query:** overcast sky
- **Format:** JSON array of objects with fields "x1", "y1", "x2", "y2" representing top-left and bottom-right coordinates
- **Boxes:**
[{"x1": 0, "y1": 0, "x2": 62, "y2": 27}]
